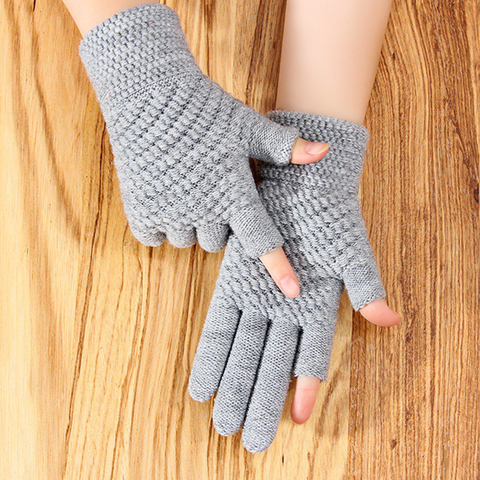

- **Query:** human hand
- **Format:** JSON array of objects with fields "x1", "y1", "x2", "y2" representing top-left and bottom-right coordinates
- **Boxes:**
[
  {"x1": 188, "y1": 110, "x2": 401, "y2": 452},
  {"x1": 78, "y1": 3, "x2": 328, "y2": 296}
]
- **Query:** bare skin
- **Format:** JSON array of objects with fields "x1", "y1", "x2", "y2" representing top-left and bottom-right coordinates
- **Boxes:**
[
  {"x1": 61, "y1": 0, "x2": 329, "y2": 299},
  {"x1": 275, "y1": 0, "x2": 400, "y2": 423},
  {"x1": 277, "y1": 0, "x2": 394, "y2": 125},
  {"x1": 62, "y1": 0, "x2": 158, "y2": 36}
]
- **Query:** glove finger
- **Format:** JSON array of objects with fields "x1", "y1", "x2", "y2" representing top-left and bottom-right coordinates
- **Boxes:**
[
  {"x1": 293, "y1": 319, "x2": 338, "y2": 380},
  {"x1": 212, "y1": 311, "x2": 269, "y2": 436},
  {"x1": 229, "y1": 200, "x2": 283, "y2": 258},
  {"x1": 246, "y1": 109, "x2": 299, "y2": 165},
  {"x1": 342, "y1": 217, "x2": 386, "y2": 310},
  {"x1": 293, "y1": 278, "x2": 344, "y2": 379},
  {"x1": 241, "y1": 321, "x2": 299, "y2": 453},
  {"x1": 128, "y1": 223, "x2": 166, "y2": 247},
  {"x1": 165, "y1": 227, "x2": 197, "y2": 249},
  {"x1": 188, "y1": 301, "x2": 240, "y2": 402},
  {"x1": 196, "y1": 224, "x2": 230, "y2": 252}
]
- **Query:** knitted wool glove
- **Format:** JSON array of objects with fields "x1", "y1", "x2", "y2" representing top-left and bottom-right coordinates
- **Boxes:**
[
  {"x1": 78, "y1": 4, "x2": 299, "y2": 256},
  {"x1": 188, "y1": 111, "x2": 386, "y2": 453}
]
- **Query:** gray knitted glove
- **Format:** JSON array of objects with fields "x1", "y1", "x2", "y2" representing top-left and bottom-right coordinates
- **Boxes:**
[
  {"x1": 78, "y1": 4, "x2": 299, "y2": 256},
  {"x1": 188, "y1": 111, "x2": 386, "y2": 453}
]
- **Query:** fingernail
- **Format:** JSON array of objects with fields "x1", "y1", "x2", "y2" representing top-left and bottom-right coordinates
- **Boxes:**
[
  {"x1": 305, "y1": 142, "x2": 329, "y2": 155},
  {"x1": 280, "y1": 275, "x2": 300, "y2": 297}
]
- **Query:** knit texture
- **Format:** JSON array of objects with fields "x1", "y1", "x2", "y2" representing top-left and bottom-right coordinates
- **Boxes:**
[
  {"x1": 188, "y1": 111, "x2": 386, "y2": 453},
  {"x1": 78, "y1": 4, "x2": 299, "y2": 256}
]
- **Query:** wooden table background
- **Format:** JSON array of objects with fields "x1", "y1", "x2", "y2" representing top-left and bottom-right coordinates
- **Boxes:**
[{"x1": 1, "y1": 0, "x2": 479, "y2": 478}]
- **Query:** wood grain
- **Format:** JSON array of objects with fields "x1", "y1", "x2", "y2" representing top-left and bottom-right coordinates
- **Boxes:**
[
  {"x1": 349, "y1": 1, "x2": 480, "y2": 478},
  {"x1": 0, "y1": 0, "x2": 478, "y2": 479}
]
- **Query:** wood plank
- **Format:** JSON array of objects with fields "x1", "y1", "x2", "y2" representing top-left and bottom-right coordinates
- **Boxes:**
[
  {"x1": 0, "y1": 0, "x2": 478, "y2": 478},
  {"x1": 348, "y1": 1, "x2": 480, "y2": 478}
]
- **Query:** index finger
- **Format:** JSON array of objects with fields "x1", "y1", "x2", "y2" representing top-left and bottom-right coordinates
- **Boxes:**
[{"x1": 259, "y1": 246, "x2": 300, "y2": 298}]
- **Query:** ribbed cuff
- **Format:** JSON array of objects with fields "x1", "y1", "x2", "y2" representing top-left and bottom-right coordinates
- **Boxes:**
[
  {"x1": 261, "y1": 110, "x2": 370, "y2": 194},
  {"x1": 266, "y1": 110, "x2": 369, "y2": 153},
  {"x1": 79, "y1": 4, "x2": 201, "y2": 115}
]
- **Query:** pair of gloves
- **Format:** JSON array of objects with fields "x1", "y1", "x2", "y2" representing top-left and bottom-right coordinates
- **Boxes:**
[{"x1": 79, "y1": 4, "x2": 386, "y2": 453}]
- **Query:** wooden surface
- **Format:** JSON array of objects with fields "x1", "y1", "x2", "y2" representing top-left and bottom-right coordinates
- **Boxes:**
[{"x1": 1, "y1": 0, "x2": 479, "y2": 478}]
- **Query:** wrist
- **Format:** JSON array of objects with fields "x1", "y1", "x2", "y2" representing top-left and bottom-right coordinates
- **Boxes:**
[
  {"x1": 63, "y1": 0, "x2": 158, "y2": 38},
  {"x1": 261, "y1": 110, "x2": 369, "y2": 195},
  {"x1": 266, "y1": 110, "x2": 369, "y2": 152},
  {"x1": 79, "y1": 4, "x2": 202, "y2": 116}
]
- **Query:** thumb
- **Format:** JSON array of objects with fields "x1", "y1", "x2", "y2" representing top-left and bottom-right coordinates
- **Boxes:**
[
  {"x1": 246, "y1": 109, "x2": 300, "y2": 165},
  {"x1": 360, "y1": 298, "x2": 402, "y2": 326},
  {"x1": 343, "y1": 257, "x2": 387, "y2": 311},
  {"x1": 340, "y1": 204, "x2": 389, "y2": 311},
  {"x1": 290, "y1": 137, "x2": 330, "y2": 164}
]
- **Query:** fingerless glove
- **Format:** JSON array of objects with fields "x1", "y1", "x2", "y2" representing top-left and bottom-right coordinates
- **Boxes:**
[
  {"x1": 189, "y1": 111, "x2": 386, "y2": 453},
  {"x1": 79, "y1": 4, "x2": 299, "y2": 255}
]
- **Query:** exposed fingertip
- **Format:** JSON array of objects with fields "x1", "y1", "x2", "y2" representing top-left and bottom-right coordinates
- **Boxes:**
[
  {"x1": 290, "y1": 138, "x2": 330, "y2": 165},
  {"x1": 291, "y1": 399, "x2": 309, "y2": 424},
  {"x1": 305, "y1": 141, "x2": 330, "y2": 155},
  {"x1": 359, "y1": 298, "x2": 402, "y2": 327},
  {"x1": 259, "y1": 247, "x2": 300, "y2": 297},
  {"x1": 391, "y1": 311, "x2": 402, "y2": 324},
  {"x1": 382, "y1": 303, "x2": 402, "y2": 325},
  {"x1": 291, "y1": 377, "x2": 320, "y2": 423},
  {"x1": 280, "y1": 275, "x2": 300, "y2": 298}
]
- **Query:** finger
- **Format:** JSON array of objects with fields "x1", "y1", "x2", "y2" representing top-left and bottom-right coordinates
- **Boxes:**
[
  {"x1": 246, "y1": 110, "x2": 300, "y2": 165},
  {"x1": 341, "y1": 210, "x2": 389, "y2": 310},
  {"x1": 343, "y1": 257, "x2": 387, "y2": 311},
  {"x1": 229, "y1": 200, "x2": 284, "y2": 258},
  {"x1": 166, "y1": 227, "x2": 196, "y2": 248},
  {"x1": 259, "y1": 246, "x2": 300, "y2": 298},
  {"x1": 290, "y1": 376, "x2": 321, "y2": 424},
  {"x1": 242, "y1": 321, "x2": 299, "y2": 453},
  {"x1": 129, "y1": 224, "x2": 166, "y2": 247},
  {"x1": 196, "y1": 224, "x2": 229, "y2": 252},
  {"x1": 289, "y1": 277, "x2": 355, "y2": 425},
  {"x1": 359, "y1": 298, "x2": 401, "y2": 326},
  {"x1": 213, "y1": 311, "x2": 268, "y2": 436},
  {"x1": 293, "y1": 306, "x2": 341, "y2": 381},
  {"x1": 290, "y1": 137, "x2": 330, "y2": 165},
  {"x1": 188, "y1": 302, "x2": 240, "y2": 402}
]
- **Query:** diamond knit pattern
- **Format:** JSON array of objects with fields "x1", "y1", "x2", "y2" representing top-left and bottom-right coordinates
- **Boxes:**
[
  {"x1": 78, "y1": 4, "x2": 299, "y2": 256},
  {"x1": 189, "y1": 111, "x2": 387, "y2": 453}
]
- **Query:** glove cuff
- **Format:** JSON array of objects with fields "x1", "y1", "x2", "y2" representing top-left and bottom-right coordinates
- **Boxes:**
[
  {"x1": 263, "y1": 110, "x2": 370, "y2": 195},
  {"x1": 266, "y1": 110, "x2": 369, "y2": 150},
  {"x1": 79, "y1": 4, "x2": 202, "y2": 119}
]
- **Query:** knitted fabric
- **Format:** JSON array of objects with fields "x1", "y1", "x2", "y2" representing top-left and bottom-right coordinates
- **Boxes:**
[
  {"x1": 188, "y1": 111, "x2": 386, "y2": 453},
  {"x1": 78, "y1": 4, "x2": 299, "y2": 256}
]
